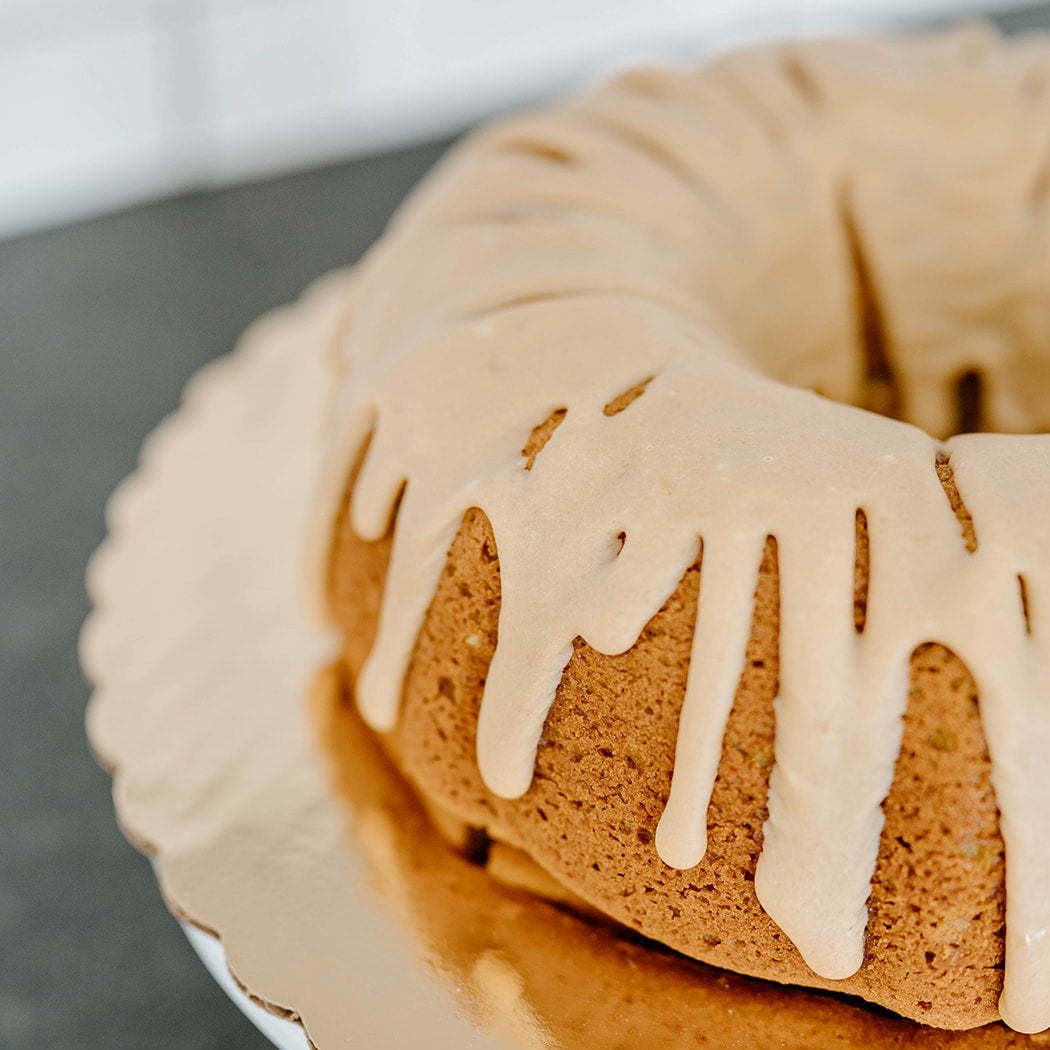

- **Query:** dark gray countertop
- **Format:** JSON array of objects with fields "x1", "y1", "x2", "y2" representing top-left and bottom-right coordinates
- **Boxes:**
[
  {"x1": 0, "y1": 139, "x2": 448, "y2": 1050},
  {"x1": 6, "y1": 7, "x2": 1050, "y2": 1049}
]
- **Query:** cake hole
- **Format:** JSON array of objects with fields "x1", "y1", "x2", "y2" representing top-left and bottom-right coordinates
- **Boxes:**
[
  {"x1": 935, "y1": 451, "x2": 978, "y2": 553},
  {"x1": 522, "y1": 408, "x2": 567, "y2": 470},
  {"x1": 955, "y1": 370, "x2": 985, "y2": 434},
  {"x1": 501, "y1": 139, "x2": 577, "y2": 166},
  {"x1": 854, "y1": 508, "x2": 870, "y2": 634},
  {"x1": 927, "y1": 726, "x2": 958, "y2": 752},
  {"x1": 603, "y1": 377, "x2": 653, "y2": 416},
  {"x1": 840, "y1": 186, "x2": 902, "y2": 422},
  {"x1": 463, "y1": 826, "x2": 493, "y2": 866},
  {"x1": 480, "y1": 528, "x2": 500, "y2": 565},
  {"x1": 748, "y1": 176, "x2": 1050, "y2": 437},
  {"x1": 1019, "y1": 574, "x2": 1032, "y2": 634}
]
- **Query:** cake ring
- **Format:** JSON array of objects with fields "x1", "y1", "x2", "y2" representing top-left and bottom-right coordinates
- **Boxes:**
[{"x1": 311, "y1": 23, "x2": 1050, "y2": 1033}]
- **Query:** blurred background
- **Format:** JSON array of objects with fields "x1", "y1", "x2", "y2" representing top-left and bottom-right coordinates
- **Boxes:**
[
  {"x1": 0, "y1": 0, "x2": 1034, "y2": 239},
  {"x1": 3, "y1": 2, "x2": 1050, "y2": 1049}
]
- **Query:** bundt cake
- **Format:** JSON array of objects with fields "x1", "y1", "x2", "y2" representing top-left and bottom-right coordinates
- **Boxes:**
[{"x1": 311, "y1": 23, "x2": 1050, "y2": 1034}]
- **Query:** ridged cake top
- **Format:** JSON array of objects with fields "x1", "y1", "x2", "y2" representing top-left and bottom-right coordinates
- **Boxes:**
[{"x1": 313, "y1": 24, "x2": 1050, "y2": 1033}]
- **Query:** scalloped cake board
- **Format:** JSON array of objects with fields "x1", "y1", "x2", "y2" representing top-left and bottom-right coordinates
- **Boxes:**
[{"x1": 81, "y1": 271, "x2": 510, "y2": 1050}]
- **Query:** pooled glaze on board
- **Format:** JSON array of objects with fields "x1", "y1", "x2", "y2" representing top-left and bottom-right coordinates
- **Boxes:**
[{"x1": 312, "y1": 26, "x2": 1050, "y2": 1033}]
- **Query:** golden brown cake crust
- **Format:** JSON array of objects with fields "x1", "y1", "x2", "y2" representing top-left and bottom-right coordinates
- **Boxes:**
[{"x1": 329, "y1": 476, "x2": 1009, "y2": 1031}]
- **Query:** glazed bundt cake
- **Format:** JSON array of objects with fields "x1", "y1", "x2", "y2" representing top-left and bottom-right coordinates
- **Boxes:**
[{"x1": 312, "y1": 24, "x2": 1050, "y2": 1033}]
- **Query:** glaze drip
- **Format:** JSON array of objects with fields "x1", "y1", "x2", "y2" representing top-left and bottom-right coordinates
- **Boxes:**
[{"x1": 312, "y1": 26, "x2": 1050, "y2": 1033}]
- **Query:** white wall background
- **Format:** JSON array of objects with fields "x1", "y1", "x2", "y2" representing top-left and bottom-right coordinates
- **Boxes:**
[{"x1": 0, "y1": 0, "x2": 1023, "y2": 240}]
